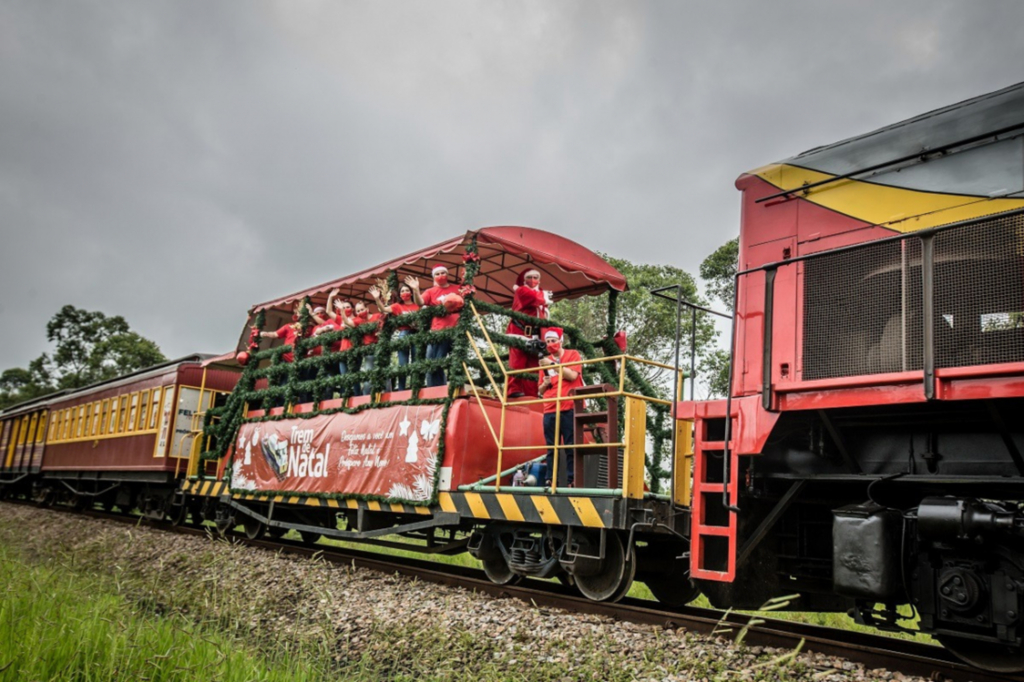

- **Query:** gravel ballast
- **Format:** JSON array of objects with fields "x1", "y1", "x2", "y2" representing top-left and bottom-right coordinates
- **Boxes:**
[{"x1": 0, "y1": 504, "x2": 932, "y2": 681}]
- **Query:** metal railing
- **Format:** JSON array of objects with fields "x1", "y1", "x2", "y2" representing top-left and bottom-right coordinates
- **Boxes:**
[{"x1": 460, "y1": 300, "x2": 685, "y2": 498}]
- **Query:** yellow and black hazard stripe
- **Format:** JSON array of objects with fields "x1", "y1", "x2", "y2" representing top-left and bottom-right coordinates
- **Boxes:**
[
  {"x1": 184, "y1": 481, "x2": 620, "y2": 529},
  {"x1": 436, "y1": 491, "x2": 617, "y2": 529},
  {"x1": 183, "y1": 479, "x2": 228, "y2": 497}
]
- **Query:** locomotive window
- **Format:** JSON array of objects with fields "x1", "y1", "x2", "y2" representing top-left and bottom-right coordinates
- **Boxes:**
[
  {"x1": 117, "y1": 396, "x2": 129, "y2": 433},
  {"x1": 35, "y1": 412, "x2": 47, "y2": 443},
  {"x1": 138, "y1": 390, "x2": 150, "y2": 431},
  {"x1": 149, "y1": 388, "x2": 162, "y2": 430},
  {"x1": 127, "y1": 393, "x2": 140, "y2": 432}
]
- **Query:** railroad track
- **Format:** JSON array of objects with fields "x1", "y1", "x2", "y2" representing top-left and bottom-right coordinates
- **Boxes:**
[{"x1": 9, "y1": 501, "x2": 1020, "y2": 682}]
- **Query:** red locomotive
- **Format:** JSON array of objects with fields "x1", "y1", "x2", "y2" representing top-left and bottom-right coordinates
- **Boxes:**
[{"x1": 677, "y1": 81, "x2": 1024, "y2": 671}]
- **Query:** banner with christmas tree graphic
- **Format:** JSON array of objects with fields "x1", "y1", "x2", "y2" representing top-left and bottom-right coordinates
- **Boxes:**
[{"x1": 230, "y1": 404, "x2": 443, "y2": 502}]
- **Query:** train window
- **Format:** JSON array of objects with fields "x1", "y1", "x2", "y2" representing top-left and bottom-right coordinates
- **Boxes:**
[
  {"x1": 107, "y1": 400, "x2": 118, "y2": 434},
  {"x1": 35, "y1": 412, "x2": 48, "y2": 443},
  {"x1": 48, "y1": 413, "x2": 59, "y2": 442},
  {"x1": 83, "y1": 404, "x2": 93, "y2": 437},
  {"x1": 127, "y1": 393, "x2": 140, "y2": 432},
  {"x1": 117, "y1": 396, "x2": 129, "y2": 433},
  {"x1": 98, "y1": 400, "x2": 108, "y2": 435},
  {"x1": 26, "y1": 414, "x2": 38, "y2": 447},
  {"x1": 89, "y1": 402, "x2": 100, "y2": 436},
  {"x1": 6, "y1": 421, "x2": 19, "y2": 462},
  {"x1": 18, "y1": 416, "x2": 30, "y2": 445},
  {"x1": 75, "y1": 406, "x2": 86, "y2": 438},
  {"x1": 63, "y1": 405, "x2": 74, "y2": 438},
  {"x1": 149, "y1": 388, "x2": 162, "y2": 430},
  {"x1": 138, "y1": 390, "x2": 150, "y2": 431},
  {"x1": 0, "y1": 421, "x2": 10, "y2": 459}
]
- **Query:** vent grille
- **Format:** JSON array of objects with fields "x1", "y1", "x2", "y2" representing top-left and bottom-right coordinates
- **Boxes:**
[{"x1": 802, "y1": 212, "x2": 1024, "y2": 381}]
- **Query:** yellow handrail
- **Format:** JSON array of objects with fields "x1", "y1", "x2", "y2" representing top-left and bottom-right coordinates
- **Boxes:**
[{"x1": 460, "y1": 308, "x2": 686, "y2": 499}]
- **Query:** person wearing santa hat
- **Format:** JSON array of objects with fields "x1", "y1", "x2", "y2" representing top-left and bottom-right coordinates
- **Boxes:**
[
  {"x1": 420, "y1": 264, "x2": 462, "y2": 387},
  {"x1": 537, "y1": 327, "x2": 584, "y2": 488},
  {"x1": 507, "y1": 268, "x2": 551, "y2": 398}
]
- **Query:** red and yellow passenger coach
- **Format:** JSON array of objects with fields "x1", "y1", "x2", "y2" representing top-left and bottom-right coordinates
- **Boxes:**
[{"x1": 0, "y1": 355, "x2": 240, "y2": 518}]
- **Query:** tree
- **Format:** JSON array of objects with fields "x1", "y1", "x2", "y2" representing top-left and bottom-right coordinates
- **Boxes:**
[
  {"x1": 0, "y1": 306, "x2": 166, "y2": 408},
  {"x1": 549, "y1": 254, "x2": 720, "y2": 393},
  {"x1": 698, "y1": 237, "x2": 739, "y2": 398},
  {"x1": 699, "y1": 237, "x2": 739, "y2": 311}
]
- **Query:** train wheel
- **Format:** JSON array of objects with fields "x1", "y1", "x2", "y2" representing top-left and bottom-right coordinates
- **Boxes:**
[
  {"x1": 645, "y1": 575, "x2": 700, "y2": 607},
  {"x1": 572, "y1": 531, "x2": 635, "y2": 602},
  {"x1": 214, "y1": 507, "x2": 235, "y2": 536},
  {"x1": 936, "y1": 636, "x2": 1023, "y2": 674},
  {"x1": 168, "y1": 500, "x2": 190, "y2": 526},
  {"x1": 242, "y1": 516, "x2": 266, "y2": 540},
  {"x1": 299, "y1": 531, "x2": 322, "y2": 545},
  {"x1": 481, "y1": 554, "x2": 520, "y2": 586}
]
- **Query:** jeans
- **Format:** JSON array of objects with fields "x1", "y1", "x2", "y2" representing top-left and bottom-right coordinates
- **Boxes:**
[
  {"x1": 426, "y1": 338, "x2": 452, "y2": 387},
  {"x1": 543, "y1": 409, "x2": 575, "y2": 487},
  {"x1": 338, "y1": 358, "x2": 361, "y2": 396},
  {"x1": 361, "y1": 354, "x2": 375, "y2": 396},
  {"x1": 395, "y1": 329, "x2": 414, "y2": 391}
]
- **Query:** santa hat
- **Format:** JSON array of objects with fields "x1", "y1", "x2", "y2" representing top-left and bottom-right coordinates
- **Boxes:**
[
  {"x1": 313, "y1": 306, "x2": 326, "y2": 314},
  {"x1": 544, "y1": 327, "x2": 563, "y2": 341},
  {"x1": 432, "y1": 264, "x2": 449, "y2": 276},
  {"x1": 516, "y1": 268, "x2": 540, "y2": 287}
]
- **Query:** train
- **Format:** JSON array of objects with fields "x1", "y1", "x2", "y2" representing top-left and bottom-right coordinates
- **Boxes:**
[{"x1": 2, "y1": 81, "x2": 1023, "y2": 673}]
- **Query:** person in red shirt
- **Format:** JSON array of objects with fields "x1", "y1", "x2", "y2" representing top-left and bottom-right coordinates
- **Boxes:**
[
  {"x1": 507, "y1": 268, "x2": 551, "y2": 398},
  {"x1": 369, "y1": 277, "x2": 421, "y2": 391},
  {"x1": 353, "y1": 301, "x2": 384, "y2": 395},
  {"x1": 537, "y1": 327, "x2": 584, "y2": 488},
  {"x1": 256, "y1": 313, "x2": 305, "y2": 406},
  {"x1": 419, "y1": 264, "x2": 462, "y2": 387},
  {"x1": 307, "y1": 304, "x2": 343, "y2": 401}
]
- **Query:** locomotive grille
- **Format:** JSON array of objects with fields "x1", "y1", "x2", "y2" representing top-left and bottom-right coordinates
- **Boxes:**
[
  {"x1": 802, "y1": 211, "x2": 1024, "y2": 381},
  {"x1": 933, "y1": 213, "x2": 1024, "y2": 368}
]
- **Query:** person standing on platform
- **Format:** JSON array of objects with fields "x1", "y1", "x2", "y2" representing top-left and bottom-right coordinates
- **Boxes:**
[
  {"x1": 420, "y1": 265, "x2": 462, "y2": 387},
  {"x1": 353, "y1": 301, "x2": 383, "y2": 395},
  {"x1": 507, "y1": 268, "x2": 551, "y2": 398},
  {"x1": 537, "y1": 327, "x2": 583, "y2": 488},
  {"x1": 369, "y1": 277, "x2": 421, "y2": 391},
  {"x1": 307, "y1": 304, "x2": 342, "y2": 400},
  {"x1": 255, "y1": 310, "x2": 304, "y2": 406}
]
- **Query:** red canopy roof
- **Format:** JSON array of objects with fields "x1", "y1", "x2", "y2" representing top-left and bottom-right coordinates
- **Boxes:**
[{"x1": 250, "y1": 226, "x2": 627, "y2": 314}]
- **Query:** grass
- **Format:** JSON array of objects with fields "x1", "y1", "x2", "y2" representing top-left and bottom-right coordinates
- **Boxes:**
[{"x1": 0, "y1": 546, "x2": 326, "y2": 681}]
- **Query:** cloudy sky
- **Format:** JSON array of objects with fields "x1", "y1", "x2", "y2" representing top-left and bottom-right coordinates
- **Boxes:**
[{"x1": 2, "y1": 0, "x2": 1023, "y2": 370}]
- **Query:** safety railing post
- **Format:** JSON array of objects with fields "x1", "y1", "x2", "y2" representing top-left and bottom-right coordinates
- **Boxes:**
[{"x1": 622, "y1": 396, "x2": 646, "y2": 499}]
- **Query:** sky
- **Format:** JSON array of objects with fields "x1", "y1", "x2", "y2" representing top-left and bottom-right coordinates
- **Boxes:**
[{"x1": 2, "y1": 0, "x2": 1024, "y2": 370}]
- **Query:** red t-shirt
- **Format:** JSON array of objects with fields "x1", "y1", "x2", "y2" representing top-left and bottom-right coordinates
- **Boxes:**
[
  {"x1": 337, "y1": 314, "x2": 356, "y2": 352},
  {"x1": 538, "y1": 349, "x2": 584, "y2": 413},
  {"x1": 389, "y1": 302, "x2": 420, "y2": 332},
  {"x1": 308, "y1": 319, "x2": 341, "y2": 356},
  {"x1": 421, "y1": 284, "x2": 462, "y2": 330},
  {"x1": 362, "y1": 313, "x2": 383, "y2": 345},
  {"x1": 274, "y1": 324, "x2": 301, "y2": 363}
]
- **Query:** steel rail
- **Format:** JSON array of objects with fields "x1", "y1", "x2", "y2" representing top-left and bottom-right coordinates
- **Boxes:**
[{"x1": 7, "y1": 500, "x2": 1021, "y2": 682}]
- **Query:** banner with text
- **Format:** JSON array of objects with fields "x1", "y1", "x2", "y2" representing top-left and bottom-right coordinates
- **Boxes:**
[{"x1": 231, "y1": 404, "x2": 444, "y2": 502}]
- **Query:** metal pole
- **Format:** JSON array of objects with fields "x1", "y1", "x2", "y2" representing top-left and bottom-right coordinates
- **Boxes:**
[
  {"x1": 689, "y1": 307, "x2": 696, "y2": 401},
  {"x1": 669, "y1": 284, "x2": 683, "y2": 506}
]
